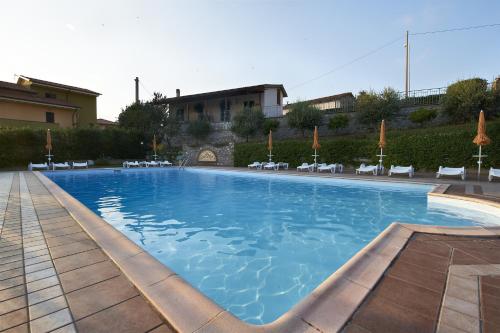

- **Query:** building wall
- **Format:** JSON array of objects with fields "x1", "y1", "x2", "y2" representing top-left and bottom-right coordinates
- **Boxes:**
[
  {"x1": 0, "y1": 101, "x2": 74, "y2": 128},
  {"x1": 29, "y1": 86, "x2": 97, "y2": 126}
]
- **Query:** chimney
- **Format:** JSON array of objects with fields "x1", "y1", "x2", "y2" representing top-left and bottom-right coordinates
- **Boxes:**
[{"x1": 176, "y1": 89, "x2": 180, "y2": 97}]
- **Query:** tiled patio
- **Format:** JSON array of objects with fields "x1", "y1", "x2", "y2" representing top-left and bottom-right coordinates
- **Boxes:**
[
  {"x1": 0, "y1": 172, "x2": 173, "y2": 333},
  {"x1": 1, "y1": 169, "x2": 499, "y2": 333}
]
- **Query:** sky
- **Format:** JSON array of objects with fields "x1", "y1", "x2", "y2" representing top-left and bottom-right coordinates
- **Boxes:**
[{"x1": 1, "y1": 0, "x2": 499, "y2": 121}]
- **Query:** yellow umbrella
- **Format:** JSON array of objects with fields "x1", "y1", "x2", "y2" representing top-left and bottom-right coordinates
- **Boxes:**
[
  {"x1": 152, "y1": 134, "x2": 158, "y2": 160},
  {"x1": 45, "y1": 129, "x2": 53, "y2": 164},
  {"x1": 267, "y1": 129, "x2": 273, "y2": 162},
  {"x1": 312, "y1": 126, "x2": 320, "y2": 166},
  {"x1": 377, "y1": 120, "x2": 386, "y2": 172},
  {"x1": 473, "y1": 110, "x2": 490, "y2": 179}
]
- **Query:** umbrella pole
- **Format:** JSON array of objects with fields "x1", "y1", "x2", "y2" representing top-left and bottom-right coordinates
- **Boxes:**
[
  {"x1": 379, "y1": 148, "x2": 383, "y2": 170},
  {"x1": 477, "y1": 145, "x2": 482, "y2": 181},
  {"x1": 268, "y1": 150, "x2": 272, "y2": 163}
]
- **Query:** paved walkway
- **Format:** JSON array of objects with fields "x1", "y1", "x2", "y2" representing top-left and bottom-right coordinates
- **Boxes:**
[{"x1": 0, "y1": 172, "x2": 173, "y2": 333}]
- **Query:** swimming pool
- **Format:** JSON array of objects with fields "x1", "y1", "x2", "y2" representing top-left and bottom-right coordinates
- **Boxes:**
[{"x1": 45, "y1": 168, "x2": 494, "y2": 324}]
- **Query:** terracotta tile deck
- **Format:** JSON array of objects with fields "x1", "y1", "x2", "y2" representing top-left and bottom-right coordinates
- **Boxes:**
[{"x1": 0, "y1": 172, "x2": 174, "y2": 333}]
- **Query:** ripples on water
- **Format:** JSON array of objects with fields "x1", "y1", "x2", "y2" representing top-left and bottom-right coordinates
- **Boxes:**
[{"x1": 47, "y1": 168, "x2": 483, "y2": 324}]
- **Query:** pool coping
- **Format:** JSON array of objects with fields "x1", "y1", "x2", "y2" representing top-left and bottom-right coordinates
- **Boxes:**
[{"x1": 33, "y1": 171, "x2": 500, "y2": 333}]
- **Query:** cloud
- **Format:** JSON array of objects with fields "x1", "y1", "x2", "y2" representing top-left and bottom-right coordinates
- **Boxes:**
[{"x1": 66, "y1": 23, "x2": 76, "y2": 31}]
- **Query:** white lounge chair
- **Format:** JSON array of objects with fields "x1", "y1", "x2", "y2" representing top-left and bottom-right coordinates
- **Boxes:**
[
  {"x1": 297, "y1": 163, "x2": 314, "y2": 172},
  {"x1": 436, "y1": 166, "x2": 465, "y2": 180},
  {"x1": 145, "y1": 161, "x2": 160, "y2": 167},
  {"x1": 123, "y1": 161, "x2": 140, "y2": 168},
  {"x1": 277, "y1": 162, "x2": 289, "y2": 170},
  {"x1": 159, "y1": 160, "x2": 173, "y2": 167},
  {"x1": 72, "y1": 162, "x2": 88, "y2": 169},
  {"x1": 388, "y1": 165, "x2": 414, "y2": 178},
  {"x1": 317, "y1": 163, "x2": 344, "y2": 173},
  {"x1": 248, "y1": 162, "x2": 262, "y2": 169},
  {"x1": 28, "y1": 163, "x2": 49, "y2": 171},
  {"x1": 356, "y1": 164, "x2": 379, "y2": 175},
  {"x1": 488, "y1": 167, "x2": 500, "y2": 182},
  {"x1": 52, "y1": 162, "x2": 70, "y2": 170},
  {"x1": 263, "y1": 162, "x2": 278, "y2": 171}
]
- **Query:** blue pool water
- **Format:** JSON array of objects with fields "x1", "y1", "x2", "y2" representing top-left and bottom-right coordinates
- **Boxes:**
[{"x1": 45, "y1": 168, "x2": 491, "y2": 324}]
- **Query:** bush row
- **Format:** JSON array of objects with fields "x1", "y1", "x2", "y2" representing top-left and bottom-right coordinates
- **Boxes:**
[
  {"x1": 0, "y1": 127, "x2": 147, "y2": 168},
  {"x1": 234, "y1": 120, "x2": 500, "y2": 171}
]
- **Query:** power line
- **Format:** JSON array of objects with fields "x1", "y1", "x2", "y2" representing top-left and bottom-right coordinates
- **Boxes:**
[
  {"x1": 288, "y1": 35, "x2": 404, "y2": 90},
  {"x1": 139, "y1": 80, "x2": 154, "y2": 99},
  {"x1": 411, "y1": 22, "x2": 500, "y2": 36}
]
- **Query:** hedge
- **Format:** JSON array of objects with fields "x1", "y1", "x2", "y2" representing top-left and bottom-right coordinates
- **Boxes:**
[
  {"x1": 0, "y1": 127, "x2": 147, "y2": 168},
  {"x1": 234, "y1": 120, "x2": 500, "y2": 171}
]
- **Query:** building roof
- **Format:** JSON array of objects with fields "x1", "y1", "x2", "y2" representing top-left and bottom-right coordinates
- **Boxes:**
[
  {"x1": 284, "y1": 92, "x2": 354, "y2": 108},
  {"x1": 0, "y1": 80, "x2": 79, "y2": 110},
  {"x1": 18, "y1": 76, "x2": 101, "y2": 96},
  {"x1": 162, "y1": 84, "x2": 287, "y2": 104},
  {"x1": 96, "y1": 118, "x2": 117, "y2": 125}
]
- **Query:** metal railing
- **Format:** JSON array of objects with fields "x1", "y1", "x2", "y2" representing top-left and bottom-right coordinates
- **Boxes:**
[{"x1": 262, "y1": 105, "x2": 284, "y2": 118}]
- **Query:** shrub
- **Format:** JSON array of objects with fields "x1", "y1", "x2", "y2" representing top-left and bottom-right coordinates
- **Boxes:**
[
  {"x1": 443, "y1": 78, "x2": 490, "y2": 123},
  {"x1": 408, "y1": 108, "x2": 438, "y2": 126},
  {"x1": 356, "y1": 88, "x2": 400, "y2": 126},
  {"x1": 234, "y1": 120, "x2": 500, "y2": 171},
  {"x1": 231, "y1": 107, "x2": 265, "y2": 142},
  {"x1": 286, "y1": 101, "x2": 323, "y2": 137},
  {"x1": 262, "y1": 118, "x2": 280, "y2": 135},
  {"x1": 187, "y1": 119, "x2": 211, "y2": 141},
  {"x1": 0, "y1": 127, "x2": 146, "y2": 168},
  {"x1": 328, "y1": 114, "x2": 350, "y2": 132}
]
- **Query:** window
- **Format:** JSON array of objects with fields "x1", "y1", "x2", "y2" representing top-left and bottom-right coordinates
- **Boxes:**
[
  {"x1": 176, "y1": 108, "x2": 185, "y2": 121},
  {"x1": 46, "y1": 112, "x2": 55, "y2": 123},
  {"x1": 277, "y1": 90, "x2": 281, "y2": 105},
  {"x1": 243, "y1": 100, "x2": 255, "y2": 109},
  {"x1": 45, "y1": 92, "x2": 56, "y2": 99},
  {"x1": 219, "y1": 100, "x2": 231, "y2": 122}
]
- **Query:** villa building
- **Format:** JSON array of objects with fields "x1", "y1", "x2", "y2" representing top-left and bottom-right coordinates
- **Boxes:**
[
  {"x1": 283, "y1": 92, "x2": 355, "y2": 114},
  {"x1": 0, "y1": 75, "x2": 100, "y2": 128},
  {"x1": 163, "y1": 84, "x2": 287, "y2": 123}
]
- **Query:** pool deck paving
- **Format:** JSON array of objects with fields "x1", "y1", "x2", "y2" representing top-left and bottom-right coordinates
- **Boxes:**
[{"x1": 0, "y1": 168, "x2": 499, "y2": 333}]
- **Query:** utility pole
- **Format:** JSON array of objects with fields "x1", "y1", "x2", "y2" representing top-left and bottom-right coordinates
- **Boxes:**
[
  {"x1": 135, "y1": 77, "x2": 139, "y2": 103},
  {"x1": 404, "y1": 30, "x2": 410, "y2": 98}
]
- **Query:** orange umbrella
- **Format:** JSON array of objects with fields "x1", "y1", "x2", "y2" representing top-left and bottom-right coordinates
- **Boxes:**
[
  {"x1": 267, "y1": 130, "x2": 273, "y2": 162},
  {"x1": 45, "y1": 129, "x2": 53, "y2": 163},
  {"x1": 473, "y1": 110, "x2": 490, "y2": 179},
  {"x1": 312, "y1": 126, "x2": 320, "y2": 166},
  {"x1": 377, "y1": 120, "x2": 386, "y2": 172}
]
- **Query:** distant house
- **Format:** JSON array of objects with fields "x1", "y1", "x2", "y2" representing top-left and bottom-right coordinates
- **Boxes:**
[
  {"x1": 96, "y1": 118, "x2": 117, "y2": 129},
  {"x1": 162, "y1": 84, "x2": 287, "y2": 123},
  {"x1": 283, "y1": 92, "x2": 355, "y2": 114},
  {"x1": 0, "y1": 75, "x2": 100, "y2": 128}
]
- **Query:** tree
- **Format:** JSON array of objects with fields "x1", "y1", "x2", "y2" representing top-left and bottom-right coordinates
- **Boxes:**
[
  {"x1": 187, "y1": 119, "x2": 211, "y2": 141},
  {"x1": 443, "y1": 78, "x2": 490, "y2": 123},
  {"x1": 356, "y1": 88, "x2": 400, "y2": 126},
  {"x1": 286, "y1": 101, "x2": 323, "y2": 137},
  {"x1": 262, "y1": 118, "x2": 280, "y2": 135},
  {"x1": 408, "y1": 108, "x2": 438, "y2": 127},
  {"x1": 231, "y1": 107, "x2": 265, "y2": 142},
  {"x1": 328, "y1": 114, "x2": 350, "y2": 132}
]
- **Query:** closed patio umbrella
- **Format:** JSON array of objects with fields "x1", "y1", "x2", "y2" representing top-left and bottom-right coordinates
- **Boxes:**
[
  {"x1": 45, "y1": 129, "x2": 53, "y2": 164},
  {"x1": 377, "y1": 120, "x2": 386, "y2": 173},
  {"x1": 312, "y1": 126, "x2": 320, "y2": 167},
  {"x1": 473, "y1": 110, "x2": 490, "y2": 179},
  {"x1": 267, "y1": 129, "x2": 273, "y2": 163}
]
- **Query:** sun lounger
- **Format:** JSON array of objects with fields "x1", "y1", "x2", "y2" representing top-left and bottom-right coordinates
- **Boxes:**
[
  {"x1": 277, "y1": 162, "x2": 289, "y2": 170},
  {"x1": 297, "y1": 163, "x2": 314, "y2": 172},
  {"x1": 72, "y1": 162, "x2": 88, "y2": 169},
  {"x1": 159, "y1": 160, "x2": 173, "y2": 167},
  {"x1": 317, "y1": 163, "x2": 344, "y2": 173},
  {"x1": 356, "y1": 164, "x2": 379, "y2": 175},
  {"x1": 388, "y1": 165, "x2": 414, "y2": 178},
  {"x1": 436, "y1": 166, "x2": 465, "y2": 180},
  {"x1": 28, "y1": 163, "x2": 49, "y2": 171},
  {"x1": 52, "y1": 162, "x2": 70, "y2": 170},
  {"x1": 488, "y1": 167, "x2": 500, "y2": 181},
  {"x1": 144, "y1": 161, "x2": 160, "y2": 167},
  {"x1": 123, "y1": 161, "x2": 140, "y2": 168},
  {"x1": 263, "y1": 162, "x2": 278, "y2": 171},
  {"x1": 248, "y1": 162, "x2": 263, "y2": 169}
]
